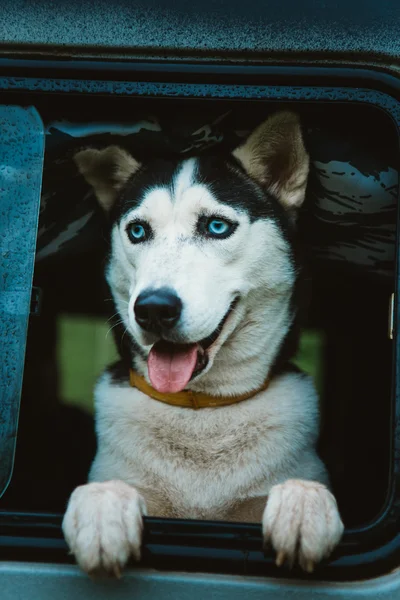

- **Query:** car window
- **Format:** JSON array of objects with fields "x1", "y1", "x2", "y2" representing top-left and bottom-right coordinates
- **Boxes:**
[{"x1": 0, "y1": 105, "x2": 44, "y2": 497}]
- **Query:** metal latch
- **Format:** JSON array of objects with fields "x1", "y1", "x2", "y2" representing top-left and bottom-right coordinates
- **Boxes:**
[
  {"x1": 30, "y1": 286, "x2": 42, "y2": 317},
  {"x1": 389, "y1": 292, "x2": 395, "y2": 340}
]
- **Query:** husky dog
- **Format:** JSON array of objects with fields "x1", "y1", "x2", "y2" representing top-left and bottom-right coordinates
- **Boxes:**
[{"x1": 62, "y1": 111, "x2": 344, "y2": 576}]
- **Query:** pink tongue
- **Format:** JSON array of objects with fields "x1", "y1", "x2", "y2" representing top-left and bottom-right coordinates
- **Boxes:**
[{"x1": 148, "y1": 341, "x2": 199, "y2": 393}]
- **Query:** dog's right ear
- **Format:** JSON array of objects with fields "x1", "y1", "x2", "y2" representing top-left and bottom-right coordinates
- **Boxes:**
[{"x1": 74, "y1": 146, "x2": 141, "y2": 211}]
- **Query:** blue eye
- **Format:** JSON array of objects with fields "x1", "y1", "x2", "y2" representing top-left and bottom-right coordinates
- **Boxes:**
[
  {"x1": 208, "y1": 219, "x2": 230, "y2": 235},
  {"x1": 199, "y1": 216, "x2": 237, "y2": 239},
  {"x1": 127, "y1": 222, "x2": 150, "y2": 244}
]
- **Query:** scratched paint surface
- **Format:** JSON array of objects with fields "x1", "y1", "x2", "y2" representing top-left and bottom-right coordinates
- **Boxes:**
[{"x1": 0, "y1": 106, "x2": 44, "y2": 496}]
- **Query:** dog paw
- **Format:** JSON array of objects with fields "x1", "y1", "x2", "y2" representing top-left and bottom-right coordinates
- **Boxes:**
[
  {"x1": 62, "y1": 480, "x2": 147, "y2": 576},
  {"x1": 262, "y1": 479, "x2": 344, "y2": 572}
]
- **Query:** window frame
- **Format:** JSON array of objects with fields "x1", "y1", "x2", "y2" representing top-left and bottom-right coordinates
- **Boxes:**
[{"x1": 0, "y1": 59, "x2": 399, "y2": 581}]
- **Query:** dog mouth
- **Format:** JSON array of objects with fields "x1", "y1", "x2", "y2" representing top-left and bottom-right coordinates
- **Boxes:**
[{"x1": 147, "y1": 297, "x2": 239, "y2": 394}]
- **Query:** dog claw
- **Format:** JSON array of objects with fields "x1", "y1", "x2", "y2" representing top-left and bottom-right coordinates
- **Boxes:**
[
  {"x1": 113, "y1": 565, "x2": 122, "y2": 579},
  {"x1": 276, "y1": 551, "x2": 286, "y2": 567},
  {"x1": 305, "y1": 560, "x2": 314, "y2": 573}
]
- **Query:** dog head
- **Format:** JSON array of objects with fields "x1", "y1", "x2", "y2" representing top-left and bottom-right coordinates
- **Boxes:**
[{"x1": 75, "y1": 111, "x2": 309, "y2": 396}]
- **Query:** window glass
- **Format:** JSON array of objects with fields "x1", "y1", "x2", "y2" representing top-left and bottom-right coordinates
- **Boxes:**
[{"x1": 0, "y1": 106, "x2": 44, "y2": 497}]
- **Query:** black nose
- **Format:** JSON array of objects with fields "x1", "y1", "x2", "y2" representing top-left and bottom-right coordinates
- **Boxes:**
[{"x1": 134, "y1": 288, "x2": 182, "y2": 333}]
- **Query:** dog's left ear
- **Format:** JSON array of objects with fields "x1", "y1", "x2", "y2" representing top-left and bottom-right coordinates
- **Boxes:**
[
  {"x1": 74, "y1": 146, "x2": 141, "y2": 212},
  {"x1": 232, "y1": 111, "x2": 309, "y2": 214}
]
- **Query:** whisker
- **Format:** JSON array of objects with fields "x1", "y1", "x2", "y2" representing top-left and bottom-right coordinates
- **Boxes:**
[
  {"x1": 104, "y1": 297, "x2": 130, "y2": 306},
  {"x1": 105, "y1": 320, "x2": 124, "y2": 340},
  {"x1": 106, "y1": 311, "x2": 123, "y2": 323},
  {"x1": 121, "y1": 327, "x2": 129, "y2": 345}
]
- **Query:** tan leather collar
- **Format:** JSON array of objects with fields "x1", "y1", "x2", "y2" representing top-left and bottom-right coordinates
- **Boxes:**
[{"x1": 129, "y1": 369, "x2": 270, "y2": 409}]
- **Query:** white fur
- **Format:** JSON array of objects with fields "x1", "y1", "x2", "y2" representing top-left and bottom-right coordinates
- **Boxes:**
[
  {"x1": 63, "y1": 480, "x2": 146, "y2": 576},
  {"x1": 108, "y1": 159, "x2": 295, "y2": 395},
  {"x1": 63, "y1": 370, "x2": 343, "y2": 574},
  {"x1": 263, "y1": 479, "x2": 343, "y2": 572},
  {"x1": 64, "y1": 120, "x2": 343, "y2": 574},
  {"x1": 90, "y1": 371, "x2": 327, "y2": 515},
  {"x1": 172, "y1": 156, "x2": 197, "y2": 198}
]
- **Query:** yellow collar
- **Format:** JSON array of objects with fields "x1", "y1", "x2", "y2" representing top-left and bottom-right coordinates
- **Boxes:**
[{"x1": 129, "y1": 369, "x2": 270, "y2": 409}]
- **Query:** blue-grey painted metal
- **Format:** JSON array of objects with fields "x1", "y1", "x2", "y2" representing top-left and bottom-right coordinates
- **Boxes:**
[
  {"x1": 0, "y1": 106, "x2": 44, "y2": 496},
  {"x1": 0, "y1": 78, "x2": 399, "y2": 123},
  {"x1": 0, "y1": 78, "x2": 399, "y2": 125},
  {"x1": 0, "y1": 0, "x2": 399, "y2": 63},
  {"x1": 3, "y1": 563, "x2": 400, "y2": 600}
]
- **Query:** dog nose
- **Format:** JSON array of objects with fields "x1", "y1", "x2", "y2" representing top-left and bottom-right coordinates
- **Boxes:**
[{"x1": 134, "y1": 288, "x2": 182, "y2": 333}]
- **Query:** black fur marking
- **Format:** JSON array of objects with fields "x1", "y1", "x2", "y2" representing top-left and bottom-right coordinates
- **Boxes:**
[
  {"x1": 196, "y1": 155, "x2": 293, "y2": 237},
  {"x1": 108, "y1": 360, "x2": 131, "y2": 385},
  {"x1": 196, "y1": 156, "x2": 274, "y2": 221},
  {"x1": 193, "y1": 156, "x2": 303, "y2": 369},
  {"x1": 108, "y1": 155, "x2": 295, "y2": 244},
  {"x1": 109, "y1": 159, "x2": 179, "y2": 224},
  {"x1": 105, "y1": 153, "x2": 304, "y2": 382}
]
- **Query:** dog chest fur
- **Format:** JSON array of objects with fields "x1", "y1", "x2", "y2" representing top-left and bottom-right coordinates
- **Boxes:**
[{"x1": 89, "y1": 370, "x2": 328, "y2": 520}]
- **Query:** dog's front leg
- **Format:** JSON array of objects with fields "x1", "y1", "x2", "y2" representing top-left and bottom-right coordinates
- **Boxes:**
[
  {"x1": 262, "y1": 479, "x2": 344, "y2": 572},
  {"x1": 62, "y1": 480, "x2": 147, "y2": 576}
]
